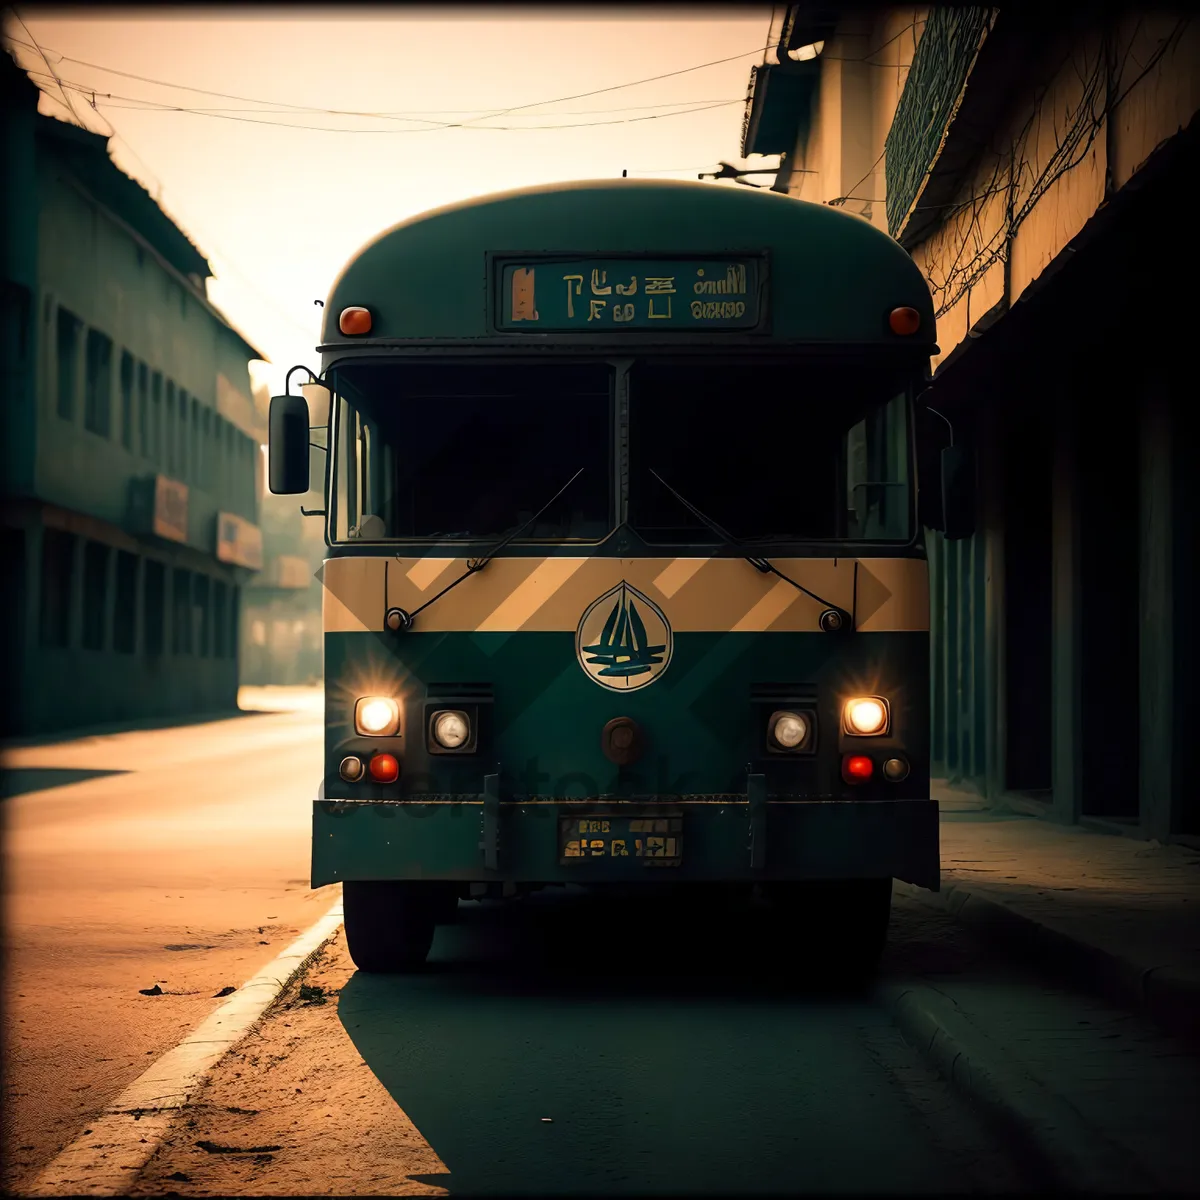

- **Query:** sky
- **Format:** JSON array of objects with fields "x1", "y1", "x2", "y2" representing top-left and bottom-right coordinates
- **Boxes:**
[{"x1": 4, "y1": 6, "x2": 778, "y2": 397}]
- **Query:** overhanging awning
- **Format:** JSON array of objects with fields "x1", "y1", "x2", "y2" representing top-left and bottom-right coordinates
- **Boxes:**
[{"x1": 741, "y1": 59, "x2": 820, "y2": 158}]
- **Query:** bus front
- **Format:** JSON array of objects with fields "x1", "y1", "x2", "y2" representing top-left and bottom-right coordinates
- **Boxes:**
[{"x1": 268, "y1": 181, "x2": 942, "y2": 976}]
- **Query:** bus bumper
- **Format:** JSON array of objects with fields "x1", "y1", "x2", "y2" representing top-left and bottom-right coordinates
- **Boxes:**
[{"x1": 312, "y1": 796, "x2": 940, "y2": 892}]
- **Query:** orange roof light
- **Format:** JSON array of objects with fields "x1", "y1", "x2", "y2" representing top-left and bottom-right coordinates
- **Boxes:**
[
  {"x1": 888, "y1": 306, "x2": 920, "y2": 336},
  {"x1": 339, "y1": 306, "x2": 372, "y2": 336}
]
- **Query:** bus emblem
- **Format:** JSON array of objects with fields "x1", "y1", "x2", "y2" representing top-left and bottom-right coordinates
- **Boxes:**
[{"x1": 575, "y1": 581, "x2": 672, "y2": 690}]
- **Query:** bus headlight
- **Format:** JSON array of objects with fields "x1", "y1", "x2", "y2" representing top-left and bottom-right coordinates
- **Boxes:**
[
  {"x1": 355, "y1": 696, "x2": 400, "y2": 737},
  {"x1": 843, "y1": 697, "x2": 890, "y2": 736},
  {"x1": 769, "y1": 710, "x2": 809, "y2": 750},
  {"x1": 431, "y1": 710, "x2": 470, "y2": 750}
]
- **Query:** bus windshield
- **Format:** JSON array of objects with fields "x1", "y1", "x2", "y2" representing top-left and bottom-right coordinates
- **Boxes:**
[
  {"x1": 327, "y1": 359, "x2": 913, "y2": 545},
  {"x1": 328, "y1": 362, "x2": 613, "y2": 542},
  {"x1": 628, "y1": 363, "x2": 912, "y2": 544}
]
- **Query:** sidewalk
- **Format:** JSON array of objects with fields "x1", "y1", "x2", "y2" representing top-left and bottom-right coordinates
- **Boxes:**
[{"x1": 906, "y1": 782, "x2": 1200, "y2": 1043}]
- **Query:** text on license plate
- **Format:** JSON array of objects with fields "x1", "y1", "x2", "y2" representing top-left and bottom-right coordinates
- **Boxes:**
[{"x1": 560, "y1": 816, "x2": 683, "y2": 864}]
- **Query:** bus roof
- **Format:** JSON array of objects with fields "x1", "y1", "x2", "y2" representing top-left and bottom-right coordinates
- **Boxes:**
[{"x1": 319, "y1": 179, "x2": 936, "y2": 352}]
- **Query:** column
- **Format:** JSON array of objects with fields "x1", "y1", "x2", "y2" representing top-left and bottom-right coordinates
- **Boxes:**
[
  {"x1": 1049, "y1": 381, "x2": 1083, "y2": 824},
  {"x1": 981, "y1": 394, "x2": 1007, "y2": 803},
  {"x1": 1137, "y1": 373, "x2": 1173, "y2": 840}
]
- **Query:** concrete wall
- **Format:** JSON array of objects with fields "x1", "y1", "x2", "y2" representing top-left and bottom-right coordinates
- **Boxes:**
[
  {"x1": 779, "y1": 9, "x2": 927, "y2": 229},
  {"x1": 911, "y1": 14, "x2": 1200, "y2": 369},
  {"x1": 36, "y1": 166, "x2": 261, "y2": 548}
]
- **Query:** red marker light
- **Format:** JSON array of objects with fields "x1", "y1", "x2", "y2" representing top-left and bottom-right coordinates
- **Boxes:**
[
  {"x1": 842, "y1": 754, "x2": 874, "y2": 783},
  {"x1": 368, "y1": 753, "x2": 400, "y2": 783}
]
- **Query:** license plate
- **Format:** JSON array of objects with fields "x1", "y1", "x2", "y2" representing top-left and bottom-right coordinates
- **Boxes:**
[{"x1": 560, "y1": 815, "x2": 683, "y2": 866}]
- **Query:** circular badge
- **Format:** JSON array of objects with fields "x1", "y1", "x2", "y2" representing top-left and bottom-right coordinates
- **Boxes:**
[{"x1": 575, "y1": 580, "x2": 672, "y2": 691}]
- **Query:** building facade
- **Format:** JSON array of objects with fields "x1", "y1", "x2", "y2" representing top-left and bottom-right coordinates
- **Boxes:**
[
  {"x1": 240, "y1": 377, "x2": 324, "y2": 688},
  {"x1": 739, "y1": 7, "x2": 1199, "y2": 843},
  {"x1": 1, "y1": 51, "x2": 265, "y2": 736}
]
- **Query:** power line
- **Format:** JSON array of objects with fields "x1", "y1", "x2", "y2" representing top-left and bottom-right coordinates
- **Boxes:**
[
  {"x1": 24, "y1": 75, "x2": 743, "y2": 132},
  {"x1": 5, "y1": 31, "x2": 773, "y2": 127},
  {"x1": 6, "y1": 42, "x2": 740, "y2": 119}
]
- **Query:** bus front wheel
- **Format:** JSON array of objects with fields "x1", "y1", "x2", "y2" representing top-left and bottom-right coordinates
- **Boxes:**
[{"x1": 343, "y1": 881, "x2": 457, "y2": 972}]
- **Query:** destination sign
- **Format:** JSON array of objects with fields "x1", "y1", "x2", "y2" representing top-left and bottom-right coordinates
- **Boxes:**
[{"x1": 496, "y1": 257, "x2": 763, "y2": 332}]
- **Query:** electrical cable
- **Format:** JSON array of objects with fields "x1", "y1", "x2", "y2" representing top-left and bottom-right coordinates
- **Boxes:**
[{"x1": 4, "y1": 31, "x2": 776, "y2": 127}]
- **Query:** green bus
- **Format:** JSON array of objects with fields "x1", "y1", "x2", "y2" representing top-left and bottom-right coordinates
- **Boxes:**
[{"x1": 269, "y1": 180, "x2": 967, "y2": 977}]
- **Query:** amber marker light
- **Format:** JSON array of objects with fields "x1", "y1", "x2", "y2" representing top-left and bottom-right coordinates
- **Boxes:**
[
  {"x1": 368, "y1": 753, "x2": 400, "y2": 783},
  {"x1": 339, "y1": 306, "x2": 372, "y2": 335},
  {"x1": 842, "y1": 754, "x2": 874, "y2": 783},
  {"x1": 888, "y1": 306, "x2": 920, "y2": 335}
]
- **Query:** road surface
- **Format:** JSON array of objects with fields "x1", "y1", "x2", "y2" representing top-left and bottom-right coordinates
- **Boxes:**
[
  {"x1": 130, "y1": 889, "x2": 1047, "y2": 1196},
  {"x1": 1, "y1": 689, "x2": 333, "y2": 1194}
]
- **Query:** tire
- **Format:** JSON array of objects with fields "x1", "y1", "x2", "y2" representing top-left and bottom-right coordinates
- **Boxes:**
[
  {"x1": 770, "y1": 878, "x2": 892, "y2": 985},
  {"x1": 343, "y1": 881, "x2": 457, "y2": 973}
]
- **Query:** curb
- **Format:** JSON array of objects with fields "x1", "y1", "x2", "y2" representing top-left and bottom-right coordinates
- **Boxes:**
[
  {"x1": 879, "y1": 981, "x2": 1158, "y2": 1194},
  {"x1": 907, "y1": 881, "x2": 1200, "y2": 1045},
  {"x1": 25, "y1": 899, "x2": 345, "y2": 1198}
]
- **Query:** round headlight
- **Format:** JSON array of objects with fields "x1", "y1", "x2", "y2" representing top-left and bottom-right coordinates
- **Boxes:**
[
  {"x1": 432, "y1": 710, "x2": 470, "y2": 749},
  {"x1": 845, "y1": 697, "x2": 888, "y2": 735},
  {"x1": 356, "y1": 696, "x2": 400, "y2": 736},
  {"x1": 772, "y1": 712, "x2": 808, "y2": 749}
]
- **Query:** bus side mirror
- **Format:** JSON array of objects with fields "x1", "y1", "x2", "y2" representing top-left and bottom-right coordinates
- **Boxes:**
[
  {"x1": 940, "y1": 444, "x2": 976, "y2": 541},
  {"x1": 269, "y1": 394, "x2": 310, "y2": 495}
]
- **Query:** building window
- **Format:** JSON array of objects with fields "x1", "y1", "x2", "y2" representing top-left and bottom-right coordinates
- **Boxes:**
[
  {"x1": 39, "y1": 528, "x2": 74, "y2": 647},
  {"x1": 193, "y1": 573, "x2": 210, "y2": 656},
  {"x1": 223, "y1": 421, "x2": 234, "y2": 504},
  {"x1": 151, "y1": 372, "x2": 163, "y2": 465},
  {"x1": 240, "y1": 434, "x2": 252, "y2": 513},
  {"x1": 213, "y1": 579, "x2": 227, "y2": 657},
  {"x1": 179, "y1": 389, "x2": 189, "y2": 480},
  {"x1": 192, "y1": 398, "x2": 202, "y2": 488},
  {"x1": 113, "y1": 550, "x2": 137, "y2": 653},
  {"x1": 202, "y1": 408, "x2": 213, "y2": 489},
  {"x1": 137, "y1": 362, "x2": 150, "y2": 457},
  {"x1": 172, "y1": 567, "x2": 192, "y2": 654},
  {"x1": 229, "y1": 585, "x2": 240, "y2": 659},
  {"x1": 84, "y1": 329, "x2": 113, "y2": 437},
  {"x1": 120, "y1": 351, "x2": 135, "y2": 450},
  {"x1": 144, "y1": 559, "x2": 165, "y2": 656},
  {"x1": 81, "y1": 539, "x2": 109, "y2": 651},
  {"x1": 165, "y1": 381, "x2": 176, "y2": 474},
  {"x1": 56, "y1": 309, "x2": 80, "y2": 420}
]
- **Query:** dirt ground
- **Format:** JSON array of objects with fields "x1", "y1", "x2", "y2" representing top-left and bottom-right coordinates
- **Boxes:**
[{"x1": 131, "y1": 930, "x2": 449, "y2": 1197}]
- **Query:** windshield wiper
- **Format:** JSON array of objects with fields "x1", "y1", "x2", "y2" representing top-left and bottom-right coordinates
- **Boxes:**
[
  {"x1": 647, "y1": 469, "x2": 853, "y2": 630},
  {"x1": 385, "y1": 467, "x2": 587, "y2": 632}
]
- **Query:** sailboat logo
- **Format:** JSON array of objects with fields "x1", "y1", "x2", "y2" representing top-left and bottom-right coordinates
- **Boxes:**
[{"x1": 575, "y1": 581, "x2": 672, "y2": 691}]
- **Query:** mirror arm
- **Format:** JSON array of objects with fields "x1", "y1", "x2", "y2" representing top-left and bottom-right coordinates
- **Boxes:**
[
  {"x1": 286, "y1": 364, "x2": 327, "y2": 395},
  {"x1": 924, "y1": 403, "x2": 954, "y2": 447},
  {"x1": 300, "y1": 507, "x2": 326, "y2": 517}
]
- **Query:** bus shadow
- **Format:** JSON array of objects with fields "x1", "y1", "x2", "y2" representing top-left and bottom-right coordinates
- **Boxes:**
[
  {"x1": 337, "y1": 888, "x2": 957, "y2": 1197},
  {"x1": 0, "y1": 767, "x2": 131, "y2": 798}
]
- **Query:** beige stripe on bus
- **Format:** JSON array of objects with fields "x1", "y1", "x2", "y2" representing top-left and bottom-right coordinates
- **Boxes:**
[{"x1": 321, "y1": 556, "x2": 929, "y2": 633}]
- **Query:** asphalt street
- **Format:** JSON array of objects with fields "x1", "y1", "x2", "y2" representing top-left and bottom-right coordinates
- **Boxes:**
[{"x1": 1, "y1": 691, "x2": 335, "y2": 1194}]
